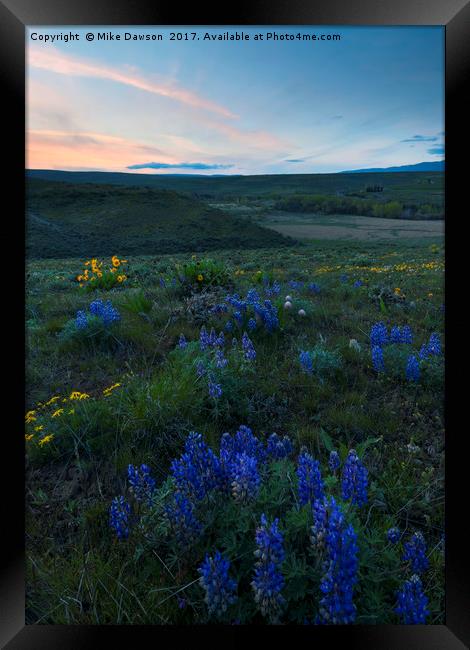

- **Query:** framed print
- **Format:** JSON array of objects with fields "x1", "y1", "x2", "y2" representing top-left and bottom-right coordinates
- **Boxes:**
[{"x1": 1, "y1": 0, "x2": 469, "y2": 646}]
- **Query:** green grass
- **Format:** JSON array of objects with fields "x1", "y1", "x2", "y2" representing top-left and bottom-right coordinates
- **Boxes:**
[
  {"x1": 26, "y1": 179, "x2": 292, "y2": 259},
  {"x1": 25, "y1": 239, "x2": 444, "y2": 624}
]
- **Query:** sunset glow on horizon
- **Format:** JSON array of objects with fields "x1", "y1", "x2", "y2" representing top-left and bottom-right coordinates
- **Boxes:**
[{"x1": 27, "y1": 26, "x2": 444, "y2": 175}]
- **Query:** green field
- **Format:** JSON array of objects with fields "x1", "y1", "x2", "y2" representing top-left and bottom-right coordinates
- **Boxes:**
[{"x1": 25, "y1": 238, "x2": 444, "y2": 624}]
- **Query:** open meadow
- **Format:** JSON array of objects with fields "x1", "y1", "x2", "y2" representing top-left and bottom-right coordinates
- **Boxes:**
[{"x1": 25, "y1": 236, "x2": 444, "y2": 625}]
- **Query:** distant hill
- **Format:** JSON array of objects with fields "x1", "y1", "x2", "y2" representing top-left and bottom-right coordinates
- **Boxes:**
[
  {"x1": 340, "y1": 161, "x2": 444, "y2": 174},
  {"x1": 26, "y1": 169, "x2": 444, "y2": 203},
  {"x1": 26, "y1": 178, "x2": 292, "y2": 259}
]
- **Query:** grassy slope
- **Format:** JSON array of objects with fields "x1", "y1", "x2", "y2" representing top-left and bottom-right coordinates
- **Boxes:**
[
  {"x1": 26, "y1": 179, "x2": 292, "y2": 259},
  {"x1": 25, "y1": 240, "x2": 444, "y2": 624}
]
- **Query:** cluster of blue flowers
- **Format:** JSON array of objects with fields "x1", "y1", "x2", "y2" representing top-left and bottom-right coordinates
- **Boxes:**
[
  {"x1": 263, "y1": 279, "x2": 281, "y2": 298},
  {"x1": 403, "y1": 532, "x2": 429, "y2": 574},
  {"x1": 390, "y1": 325, "x2": 413, "y2": 344},
  {"x1": 76, "y1": 299, "x2": 121, "y2": 329},
  {"x1": 165, "y1": 492, "x2": 202, "y2": 547},
  {"x1": 222, "y1": 290, "x2": 280, "y2": 333},
  {"x1": 229, "y1": 452, "x2": 261, "y2": 502},
  {"x1": 109, "y1": 496, "x2": 131, "y2": 540},
  {"x1": 171, "y1": 432, "x2": 224, "y2": 501},
  {"x1": 341, "y1": 449, "x2": 368, "y2": 507},
  {"x1": 419, "y1": 333, "x2": 442, "y2": 359},
  {"x1": 308, "y1": 282, "x2": 321, "y2": 294},
  {"x1": 208, "y1": 378, "x2": 223, "y2": 399},
  {"x1": 242, "y1": 332, "x2": 256, "y2": 361},
  {"x1": 200, "y1": 326, "x2": 225, "y2": 351},
  {"x1": 328, "y1": 450, "x2": 341, "y2": 472},
  {"x1": 395, "y1": 575, "x2": 430, "y2": 624},
  {"x1": 297, "y1": 450, "x2": 325, "y2": 505},
  {"x1": 390, "y1": 528, "x2": 430, "y2": 624},
  {"x1": 369, "y1": 322, "x2": 442, "y2": 382},
  {"x1": 266, "y1": 433, "x2": 293, "y2": 459},
  {"x1": 199, "y1": 551, "x2": 238, "y2": 618},
  {"x1": 387, "y1": 527, "x2": 401, "y2": 544},
  {"x1": 127, "y1": 464, "x2": 156, "y2": 505},
  {"x1": 299, "y1": 350, "x2": 314, "y2": 374},
  {"x1": 316, "y1": 497, "x2": 359, "y2": 624},
  {"x1": 251, "y1": 514, "x2": 286, "y2": 621},
  {"x1": 405, "y1": 355, "x2": 420, "y2": 382}
]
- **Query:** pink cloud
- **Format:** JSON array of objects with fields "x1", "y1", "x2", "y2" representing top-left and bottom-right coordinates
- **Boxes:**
[
  {"x1": 28, "y1": 46, "x2": 237, "y2": 120},
  {"x1": 27, "y1": 129, "x2": 175, "y2": 172}
]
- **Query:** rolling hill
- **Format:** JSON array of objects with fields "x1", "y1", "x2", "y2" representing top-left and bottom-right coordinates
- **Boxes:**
[
  {"x1": 26, "y1": 169, "x2": 444, "y2": 204},
  {"x1": 26, "y1": 179, "x2": 292, "y2": 259}
]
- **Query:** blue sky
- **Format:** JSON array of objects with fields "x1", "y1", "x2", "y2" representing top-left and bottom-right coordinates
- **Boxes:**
[{"x1": 27, "y1": 26, "x2": 444, "y2": 174}]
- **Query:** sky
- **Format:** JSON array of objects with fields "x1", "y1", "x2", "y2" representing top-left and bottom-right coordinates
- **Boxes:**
[{"x1": 26, "y1": 26, "x2": 444, "y2": 175}]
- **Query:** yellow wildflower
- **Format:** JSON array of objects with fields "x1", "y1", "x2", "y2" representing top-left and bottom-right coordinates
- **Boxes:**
[
  {"x1": 38, "y1": 434, "x2": 54, "y2": 447},
  {"x1": 52, "y1": 408, "x2": 64, "y2": 418},
  {"x1": 34, "y1": 425, "x2": 44, "y2": 432},
  {"x1": 197, "y1": 274, "x2": 204, "y2": 282},
  {"x1": 25, "y1": 434, "x2": 35, "y2": 441}
]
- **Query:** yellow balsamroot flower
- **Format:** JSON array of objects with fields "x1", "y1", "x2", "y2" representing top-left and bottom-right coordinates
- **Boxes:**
[
  {"x1": 197, "y1": 274, "x2": 204, "y2": 282},
  {"x1": 69, "y1": 391, "x2": 82, "y2": 400},
  {"x1": 38, "y1": 434, "x2": 54, "y2": 447},
  {"x1": 117, "y1": 275, "x2": 126, "y2": 283},
  {"x1": 394, "y1": 287, "x2": 402, "y2": 295},
  {"x1": 79, "y1": 393, "x2": 90, "y2": 400},
  {"x1": 25, "y1": 434, "x2": 35, "y2": 441},
  {"x1": 52, "y1": 408, "x2": 64, "y2": 418},
  {"x1": 25, "y1": 410, "x2": 36, "y2": 423},
  {"x1": 34, "y1": 425, "x2": 44, "y2": 432},
  {"x1": 112, "y1": 255, "x2": 121, "y2": 268},
  {"x1": 46, "y1": 396, "x2": 60, "y2": 406}
]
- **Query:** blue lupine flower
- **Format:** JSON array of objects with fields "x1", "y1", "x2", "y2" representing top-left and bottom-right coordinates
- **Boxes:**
[
  {"x1": 391, "y1": 325, "x2": 413, "y2": 344},
  {"x1": 299, "y1": 350, "x2": 313, "y2": 374},
  {"x1": 370, "y1": 322, "x2": 389, "y2": 346},
  {"x1": 208, "y1": 379, "x2": 222, "y2": 399},
  {"x1": 215, "y1": 349, "x2": 228, "y2": 369},
  {"x1": 406, "y1": 355, "x2": 420, "y2": 382},
  {"x1": 178, "y1": 334, "x2": 188, "y2": 349},
  {"x1": 427, "y1": 333, "x2": 441, "y2": 355},
  {"x1": 165, "y1": 492, "x2": 201, "y2": 546},
  {"x1": 76, "y1": 310, "x2": 88, "y2": 329},
  {"x1": 225, "y1": 320, "x2": 234, "y2": 332},
  {"x1": 387, "y1": 527, "x2": 401, "y2": 544},
  {"x1": 127, "y1": 464, "x2": 156, "y2": 505},
  {"x1": 353, "y1": 280, "x2": 363, "y2": 288},
  {"x1": 247, "y1": 318, "x2": 257, "y2": 331},
  {"x1": 251, "y1": 514, "x2": 285, "y2": 621},
  {"x1": 297, "y1": 450, "x2": 325, "y2": 506},
  {"x1": 242, "y1": 332, "x2": 256, "y2": 361},
  {"x1": 220, "y1": 425, "x2": 266, "y2": 468},
  {"x1": 419, "y1": 344, "x2": 429, "y2": 360},
  {"x1": 310, "y1": 497, "x2": 328, "y2": 551},
  {"x1": 229, "y1": 452, "x2": 260, "y2": 502},
  {"x1": 199, "y1": 551, "x2": 237, "y2": 618},
  {"x1": 289, "y1": 280, "x2": 304, "y2": 290},
  {"x1": 341, "y1": 449, "x2": 368, "y2": 507},
  {"x1": 109, "y1": 496, "x2": 131, "y2": 540},
  {"x1": 403, "y1": 532, "x2": 429, "y2": 574},
  {"x1": 266, "y1": 433, "x2": 293, "y2": 459},
  {"x1": 195, "y1": 360, "x2": 206, "y2": 378},
  {"x1": 89, "y1": 299, "x2": 121, "y2": 326},
  {"x1": 159, "y1": 277, "x2": 166, "y2": 288},
  {"x1": 308, "y1": 282, "x2": 321, "y2": 294},
  {"x1": 246, "y1": 288, "x2": 261, "y2": 304},
  {"x1": 395, "y1": 574, "x2": 429, "y2": 624},
  {"x1": 170, "y1": 432, "x2": 223, "y2": 501},
  {"x1": 372, "y1": 345, "x2": 385, "y2": 372},
  {"x1": 328, "y1": 450, "x2": 341, "y2": 473},
  {"x1": 340, "y1": 274, "x2": 348, "y2": 283},
  {"x1": 317, "y1": 497, "x2": 359, "y2": 625},
  {"x1": 233, "y1": 310, "x2": 243, "y2": 325},
  {"x1": 264, "y1": 281, "x2": 281, "y2": 298}
]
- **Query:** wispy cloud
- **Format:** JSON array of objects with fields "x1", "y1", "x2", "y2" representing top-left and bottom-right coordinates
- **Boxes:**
[
  {"x1": 127, "y1": 161, "x2": 234, "y2": 170},
  {"x1": 427, "y1": 146, "x2": 444, "y2": 155},
  {"x1": 27, "y1": 129, "x2": 172, "y2": 172},
  {"x1": 29, "y1": 46, "x2": 237, "y2": 119},
  {"x1": 401, "y1": 134, "x2": 438, "y2": 143}
]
